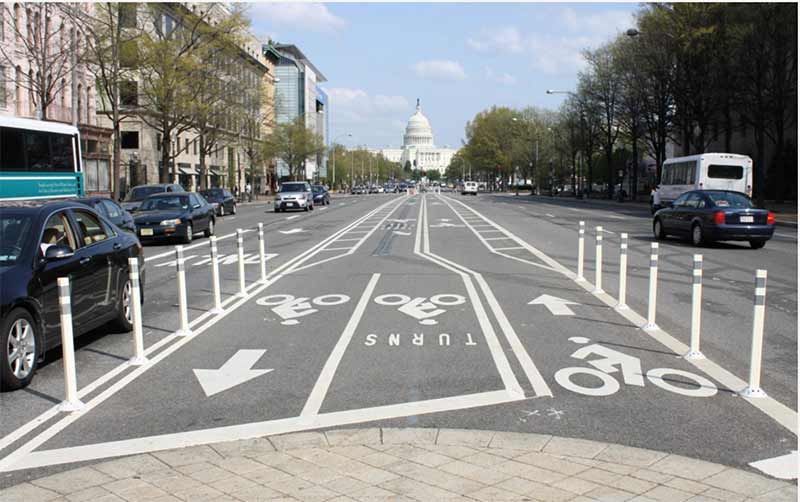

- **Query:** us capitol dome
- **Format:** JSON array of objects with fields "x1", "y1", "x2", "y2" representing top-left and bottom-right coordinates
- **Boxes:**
[{"x1": 371, "y1": 99, "x2": 456, "y2": 176}]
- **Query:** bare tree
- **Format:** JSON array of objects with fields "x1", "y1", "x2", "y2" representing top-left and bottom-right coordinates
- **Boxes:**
[{"x1": 0, "y1": 3, "x2": 80, "y2": 120}]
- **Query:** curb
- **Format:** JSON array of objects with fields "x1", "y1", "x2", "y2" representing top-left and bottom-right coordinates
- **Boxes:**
[{"x1": 1, "y1": 428, "x2": 794, "y2": 501}]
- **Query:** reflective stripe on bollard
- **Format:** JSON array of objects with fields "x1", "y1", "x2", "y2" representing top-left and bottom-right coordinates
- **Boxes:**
[
  {"x1": 617, "y1": 233, "x2": 628, "y2": 310},
  {"x1": 175, "y1": 246, "x2": 192, "y2": 337},
  {"x1": 237, "y1": 229, "x2": 246, "y2": 296},
  {"x1": 741, "y1": 269, "x2": 768, "y2": 398},
  {"x1": 258, "y1": 223, "x2": 267, "y2": 283},
  {"x1": 57, "y1": 277, "x2": 85, "y2": 412},
  {"x1": 644, "y1": 242, "x2": 659, "y2": 330},
  {"x1": 594, "y1": 226, "x2": 603, "y2": 293},
  {"x1": 685, "y1": 255, "x2": 705, "y2": 359},
  {"x1": 576, "y1": 221, "x2": 586, "y2": 282},
  {"x1": 127, "y1": 258, "x2": 148, "y2": 366},
  {"x1": 209, "y1": 236, "x2": 223, "y2": 315}
]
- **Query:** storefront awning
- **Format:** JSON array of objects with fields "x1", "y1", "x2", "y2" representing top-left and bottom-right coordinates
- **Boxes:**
[{"x1": 178, "y1": 165, "x2": 198, "y2": 176}]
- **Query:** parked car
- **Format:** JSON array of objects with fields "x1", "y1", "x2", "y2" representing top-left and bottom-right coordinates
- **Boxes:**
[
  {"x1": 121, "y1": 184, "x2": 185, "y2": 213},
  {"x1": 200, "y1": 188, "x2": 237, "y2": 216},
  {"x1": 134, "y1": 192, "x2": 215, "y2": 244},
  {"x1": 311, "y1": 185, "x2": 330, "y2": 206},
  {"x1": 275, "y1": 182, "x2": 314, "y2": 212},
  {"x1": 75, "y1": 197, "x2": 135, "y2": 234},
  {"x1": 0, "y1": 201, "x2": 145, "y2": 390},
  {"x1": 652, "y1": 190, "x2": 775, "y2": 248},
  {"x1": 462, "y1": 181, "x2": 478, "y2": 195},
  {"x1": 398, "y1": 183, "x2": 408, "y2": 193}
]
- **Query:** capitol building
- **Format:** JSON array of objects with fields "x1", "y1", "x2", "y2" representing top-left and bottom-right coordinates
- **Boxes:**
[{"x1": 371, "y1": 100, "x2": 456, "y2": 175}]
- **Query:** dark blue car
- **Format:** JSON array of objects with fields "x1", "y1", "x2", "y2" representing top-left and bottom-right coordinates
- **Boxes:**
[
  {"x1": 653, "y1": 190, "x2": 775, "y2": 248},
  {"x1": 76, "y1": 197, "x2": 136, "y2": 234},
  {"x1": 134, "y1": 192, "x2": 215, "y2": 244}
]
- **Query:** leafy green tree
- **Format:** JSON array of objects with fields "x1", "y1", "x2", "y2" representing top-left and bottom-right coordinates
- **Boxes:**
[{"x1": 262, "y1": 116, "x2": 325, "y2": 180}]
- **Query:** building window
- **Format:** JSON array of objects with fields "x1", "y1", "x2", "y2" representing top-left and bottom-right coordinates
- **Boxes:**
[
  {"x1": 193, "y1": 139, "x2": 197, "y2": 155},
  {"x1": 120, "y1": 80, "x2": 137, "y2": 107},
  {"x1": 156, "y1": 133, "x2": 161, "y2": 151},
  {"x1": 84, "y1": 158, "x2": 111, "y2": 192},
  {"x1": 184, "y1": 138, "x2": 189, "y2": 153},
  {"x1": 121, "y1": 131, "x2": 139, "y2": 149},
  {"x1": 119, "y1": 3, "x2": 136, "y2": 28},
  {"x1": 120, "y1": 40, "x2": 138, "y2": 68}
]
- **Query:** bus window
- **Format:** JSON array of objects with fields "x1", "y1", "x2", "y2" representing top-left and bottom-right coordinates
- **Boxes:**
[
  {"x1": 24, "y1": 131, "x2": 50, "y2": 171},
  {"x1": 51, "y1": 134, "x2": 73, "y2": 171},
  {"x1": 708, "y1": 164, "x2": 743, "y2": 179},
  {"x1": 1, "y1": 127, "x2": 25, "y2": 171}
]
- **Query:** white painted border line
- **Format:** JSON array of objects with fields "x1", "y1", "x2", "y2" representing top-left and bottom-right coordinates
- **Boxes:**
[
  {"x1": 144, "y1": 229, "x2": 255, "y2": 263},
  {"x1": 494, "y1": 246, "x2": 525, "y2": 251},
  {"x1": 0, "y1": 198, "x2": 400, "y2": 469},
  {"x1": 444, "y1": 194, "x2": 798, "y2": 436},
  {"x1": 300, "y1": 273, "x2": 381, "y2": 417},
  {"x1": 10, "y1": 390, "x2": 521, "y2": 471},
  {"x1": 484, "y1": 237, "x2": 514, "y2": 241},
  {"x1": 320, "y1": 247, "x2": 353, "y2": 252}
]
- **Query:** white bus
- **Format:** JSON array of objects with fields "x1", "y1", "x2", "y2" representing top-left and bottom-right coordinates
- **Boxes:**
[
  {"x1": 0, "y1": 116, "x2": 84, "y2": 201},
  {"x1": 652, "y1": 153, "x2": 752, "y2": 211}
]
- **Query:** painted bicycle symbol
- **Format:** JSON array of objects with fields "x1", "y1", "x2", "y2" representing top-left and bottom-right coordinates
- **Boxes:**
[
  {"x1": 256, "y1": 293, "x2": 350, "y2": 326},
  {"x1": 554, "y1": 337, "x2": 718, "y2": 398},
  {"x1": 374, "y1": 293, "x2": 466, "y2": 325}
]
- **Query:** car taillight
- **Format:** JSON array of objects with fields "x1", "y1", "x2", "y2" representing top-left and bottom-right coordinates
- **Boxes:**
[
  {"x1": 714, "y1": 211, "x2": 725, "y2": 225},
  {"x1": 767, "y1": 211, "x2": 775, "y2": 225}
]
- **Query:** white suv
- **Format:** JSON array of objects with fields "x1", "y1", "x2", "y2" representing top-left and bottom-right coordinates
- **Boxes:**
[{"x1": 462, "y1": 181, "x2": 478, "y2": 195}]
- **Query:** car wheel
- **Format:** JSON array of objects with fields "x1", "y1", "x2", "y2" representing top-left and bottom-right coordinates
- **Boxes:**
[
  {"x1": 219, "y1": 205, "x2": 225, "y2": 217},
  {"x1": 205, "y1": 218, "x2": 215, "y2": 237},
  {"x1": 304, "y1": 205, "x2": 309, "y2": 212},
  {"x1": 111, "y1": 277, "x2": 134, "y2": 332},
  {"x1": 691, "y1": 223, "x2": 705, "y2": 247},
  {"x1": 0, "y1": 308, "x2": 38, "y2": 391},
  {"x1": 231, "y1": 203, "x2": 237, "y2": 215},
  {"x1": 183, "y1": 222, "x2": 193, "y2": 244},
  {"x1": 749, "y1": 240, "x2": 766, "y2": 249},
  {"x1": 653, "y1": 219, "x2": 666, "y2": 240},
  {"x1": 274, "y1": 208, "x2": 279, "y2": 213}
]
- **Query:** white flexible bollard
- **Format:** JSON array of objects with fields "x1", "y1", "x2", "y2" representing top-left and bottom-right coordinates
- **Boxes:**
[
  {"x1": 617, "y1": 233, "x2": 629, "y2": 309},
  {"x1": 175, "y1": 246, "x2": 192, "y2": 336},
  {"x1": 741, "y1": 270, "x2": 768, "y2": 398},
  {"x1": 57, "y1": 277, "x2": 85, "y2": 412},
  {"x1": 644, "y1": 242, "x2": 659, "y2": 330},
  {"x1": 594, "y1": 226, "x2": 604, "y2": 293},
  {"x1": 209, "y1": 236, "x2": 223, "y2": 314},
  {"x1": 127, "y1": 258, "x2": 148, "y2": 365},
  {"x1": 576, "y1": 221, "x2": 586, "y2": 282},
  {"x1": 258, "y1": 223, "x2": 267, "y2": 283},
  {"x1": 685, "y1": 255, "x2": 705, "y2": 359},
  {"x1": 237, "y1": 229, "x2": 246, "y2": 296}
]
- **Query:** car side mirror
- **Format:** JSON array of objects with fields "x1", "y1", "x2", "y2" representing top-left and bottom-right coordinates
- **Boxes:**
[
  {"x1": 193, "y1": 204, "x2": 201, "y2": 209},
  {"x1": 45, "y1": 245, "x2": 74, "y2": 260}
]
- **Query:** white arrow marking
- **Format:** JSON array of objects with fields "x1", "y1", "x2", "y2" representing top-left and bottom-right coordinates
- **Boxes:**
[
  {"x1": 529, "y1": 295, "x2": 579, "y2": 316},
  {"x1": 193, "y1": 350, "x2": 273, "y2": 397},
  {"x1": 749, "y1": 451, "x2": 798, "y2": 480},
  {"x1": 398, "y1": 297, "x2": 446, "y2": 325},
  {"x1": 279, "y1": 228, "x2": 304, "y2": 235},
  {"x1": 272, "y1": 297, "x2": 317, "y2": 325},
  {"x1": 393, "y1": 231, "x2": 411, "y2": 236}
]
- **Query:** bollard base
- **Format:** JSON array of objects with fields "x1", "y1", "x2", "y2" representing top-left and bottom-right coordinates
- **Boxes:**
[
  {"x1": 684, "y1": 350, "x2": 705, "y2": 360},
  {"x1": 129, "y1": 355, "x2": 149, "y2": 366},
  {"x1": 210, "y1": 307, "x2": 225, "y2": 315},
  {"x1": 642, "y1": 323, "x2": 659, "y2": 331},
  {"x1": 739, "y1": 386, "x2": 768, "y2": 399},
  {"x1": 58, "y1": 399, "x2": 86, "y2": 412},
  {"x1": 575, "y1": 276, "x2": 587, "y2": 283},
  {"x1": 175, "y1": 328, "x2": 193, "y2": 337}
]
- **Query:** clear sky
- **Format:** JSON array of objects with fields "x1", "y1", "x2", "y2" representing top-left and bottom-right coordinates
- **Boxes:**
[{"x1": 248, "y1": 2, "x2": 638, "y2": 149}]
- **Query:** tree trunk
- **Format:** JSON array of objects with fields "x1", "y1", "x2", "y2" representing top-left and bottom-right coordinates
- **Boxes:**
[
  {"x1": 112, "y1": 118, "x2": 121, "y2": 201},
  {"x1": 160, "y1": 128, "x2": 171, "y2": 184},
  {"x1": 775, "y1": 124, "x2": 785, "y2": 204},
  {"x1": 199, "y1": 135, "x2": 207, "y2": 190},
  {"x1": 606, "y1": 144, "x2": 614, "y2": 200},
  {"x1": 631, "y1": 131, "x2": 639, "y2": 202},
  {"x1": 755, "y1": 124, "x2": 766, "y2": 207}
]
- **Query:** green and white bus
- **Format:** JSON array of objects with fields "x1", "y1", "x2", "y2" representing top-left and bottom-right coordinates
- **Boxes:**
[{"x1": 0, "y1": 116, "x2": 84, "y2": 201}]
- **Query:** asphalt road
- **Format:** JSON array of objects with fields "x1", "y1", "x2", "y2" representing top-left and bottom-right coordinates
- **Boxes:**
[{"x1": 1, "y1": 191, "x2": 796, "y2": 488}]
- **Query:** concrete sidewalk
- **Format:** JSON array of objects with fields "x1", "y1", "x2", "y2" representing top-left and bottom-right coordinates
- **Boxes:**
[{"x1": 2, "y1": 428, "x2": 795, "y2": 501}]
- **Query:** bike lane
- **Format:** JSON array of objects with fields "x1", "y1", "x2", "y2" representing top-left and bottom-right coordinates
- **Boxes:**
[{"x1": 426, "y1": 194, "x2": 794, "y2": 471}]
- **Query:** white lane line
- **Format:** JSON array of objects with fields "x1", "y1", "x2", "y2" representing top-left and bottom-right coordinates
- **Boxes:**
[
  {"x1": 301, "y1": 273, "x2": 381, "y2": 417},
  {"x1": 477, "y1": 229, "x2": 504, "y2": 233},
  {"x1": 335, "y1": 238, "x2": 362, "y2": 242},
  {"x1": 144, "y1": 229, "x2": 255, "y2": 262},
  {"x1": 286, "y1": 215, "x2": 301, "y2": 220},
  {"x1": 320, "y1": 247, "x2": 353, "y2": 252},
  {"x1": 318, "y1": 207, "x2": 328, "y2": 211},
  {"x1": 0, "y1": 200, "x2": 398, "y2": 471},
  {"x1": 494, "y1": 246, "x2": 525, "y2": 251},
  {"x1": 568, "y1": 207, "x2": 582, "y2": 212},
  {"x1": 546, "y1": 213, "x2": 555, "y2": 218},
  {"x1": 607, "y1": 214, "x2": 626, "y2": 220},
  {"x1": 445, "y1": 194, "x2": 798, "y2": 436},
  {"x1": 11, "y1": 390, "x2": 520, "y2": 471},
  {"x1": 427, "y1": 197, "x2": 552, "y2": 398},
  {"x1": 485, "y1": 237, "x2": 514, "y2": 241},
  {"x1": 417, "y1": 197, "x2": 525, "y2": 398}
]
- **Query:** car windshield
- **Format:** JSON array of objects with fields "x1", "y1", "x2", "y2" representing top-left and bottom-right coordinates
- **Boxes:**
[
  {"x1": 139, "y1": 195, "x2": 190, "y2": 211},
  {"x1": 707, "y1": 192, "x2": 753, "y2": 209},
  {"x1": 200, "y1": 190, "x2": 223, "y2": 201},
  {"x1": 128, "y1": 186, "x2": 166, "y2": 202},
  {"x1": 312, "y1": 186, "x2": 324, "y2": 193},
  {"x1": 280, "y1": 183, "x2": 307, "y2": 193},
  {"x1": 0, "y1": 214, "x2": 33, "y2": 265}
]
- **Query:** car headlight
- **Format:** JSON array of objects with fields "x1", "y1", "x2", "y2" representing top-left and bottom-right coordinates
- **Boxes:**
[{"x1": 160, "y1": 218, "x2": 182, "y2": 226}]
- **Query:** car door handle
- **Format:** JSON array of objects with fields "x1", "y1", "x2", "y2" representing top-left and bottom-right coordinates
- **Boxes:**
[
  {"x1": 80, "y1": 257, "x2": 91, "y2": 265},
  {"x1": 113, "y1": 243, "x2": 122, "y2": 250}
]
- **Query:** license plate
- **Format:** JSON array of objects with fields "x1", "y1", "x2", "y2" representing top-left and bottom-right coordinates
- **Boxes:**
[
  {"x1": 740, "y1": 215, "x2": 754, "y2": 223},
  {"x1": 140, "y1": 228, "x2": 153, "y2": 236}
]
